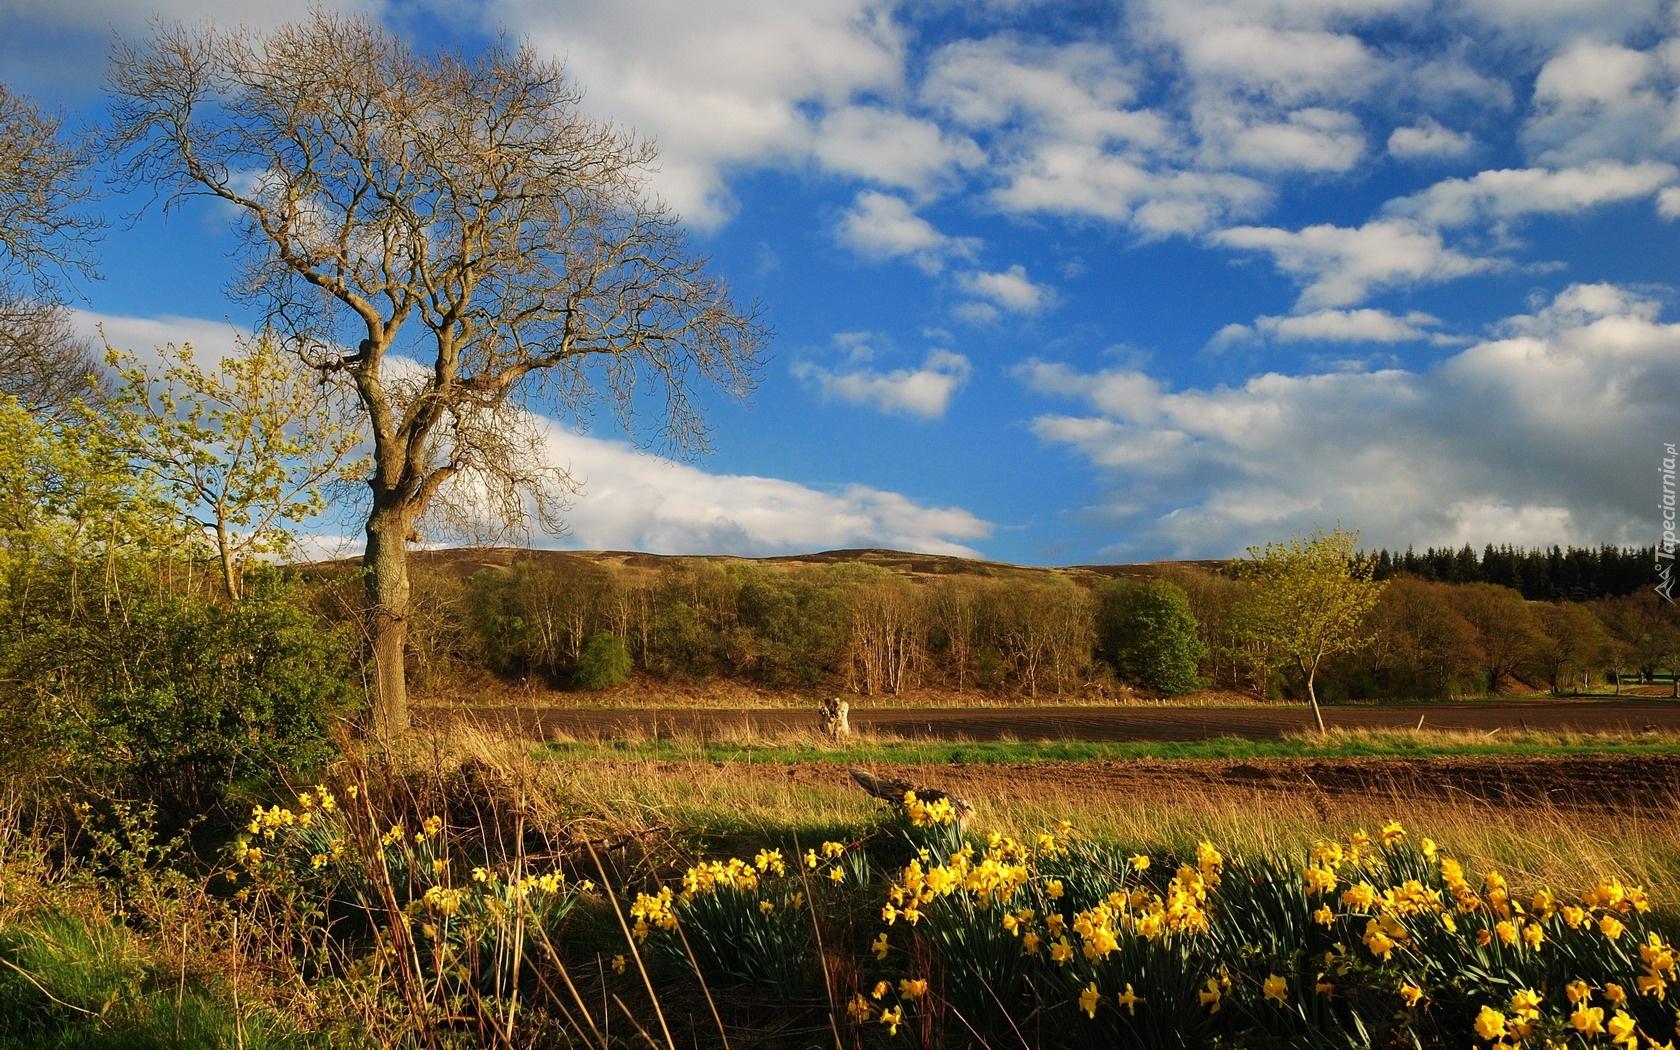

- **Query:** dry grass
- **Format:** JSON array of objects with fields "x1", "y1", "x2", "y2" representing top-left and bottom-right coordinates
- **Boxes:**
[{"x1": 398, "y1": 722, "x2": 1680, "y2": 908}]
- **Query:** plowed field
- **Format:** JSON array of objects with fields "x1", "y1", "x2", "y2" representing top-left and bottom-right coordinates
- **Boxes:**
[{"x1": 428, "y1": 698, "x2": 1680, "y2": 743}]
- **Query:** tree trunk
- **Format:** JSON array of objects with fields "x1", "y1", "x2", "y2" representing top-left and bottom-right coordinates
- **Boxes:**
[
  {"x1": 216, "y1": 519, "x2": 242, "y2": 601},
  {"x1": 365, "y1": 506, "x2": 412, "y2": 738},
  {"x1": 1301, "y1": 655, "x2": 1327, "y2": 733}
]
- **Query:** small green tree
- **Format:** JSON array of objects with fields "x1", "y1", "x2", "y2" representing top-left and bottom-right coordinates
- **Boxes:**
[
  {"x1": 1232, "y1": 527, "x2": 1385, "y2": 731},
  {"x1": 104, "y1": 334, "x2": 364, "y2": 600},
  {"x1": 574, "y1": 633, "x2": 632, "y2": 690},
  {"x1": 1099, "y1": 579, "x2": 1205, "y2": 696}
]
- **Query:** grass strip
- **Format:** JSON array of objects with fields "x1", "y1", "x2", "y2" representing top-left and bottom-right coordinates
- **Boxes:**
[{"x1": 535, "y1": 729, "x2": 1680, "y2": 766}]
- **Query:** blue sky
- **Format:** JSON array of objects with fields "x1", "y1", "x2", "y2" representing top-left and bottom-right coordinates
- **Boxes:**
[{"x1": 5, "y1": 0, "x2": 1680, "y2": 565}]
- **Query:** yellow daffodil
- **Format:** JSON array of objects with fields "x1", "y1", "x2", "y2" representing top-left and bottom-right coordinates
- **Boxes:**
[
  {"x1": 879, "y1": 1005, "x2": 903, "y2": 1035},
  {"x1": 1198, "y1": 977, "x2": 1223, "y2": 1014},
  {"x1": 1509, "y1": 989, "x2": 1542, "y2": 1020},
  {"x1": 1263, "y1": 974, "x2": 1287, "y2": 1004},
  {"x1": 1607, "y1": 1009, "x2": 1638, "y2": 1049},
  {"x1": 611, "y1": 954, "x2": 626, "y2": 974},
  {"x1": 1604, "y1": 982, "x2": 1627, "y2": 1006},
  {"x1": 1400, "y1": 983, "x2": 1424, "y2": 1007},
  {"x1": 1601, "y1": 915, "x2": 1627, "y2": 941},
  {"x1": 1129, "y1": 853, "x2": 1150, "y2": 871},
  {"x1": 1116, "y1": 984, "x2": 1139, "y2": 1015},
  {"x1": 872, "y1": 980, "x2": 891, "y2": 1000},
  {"x1": 1638, "y1": 973, "x2": 1668, "y2": 1000},
  {"x1": 872, "y1": 933, "x2": 889, "y2": 960},
  {"x1": 1079, "y1": 982, "x2": 1101, "y2": 1018},
  {"x1": 1572, "y1": 1005, "x2": 1606, "y2": 1034},
  {"x1": 1473, "y1": 1005, "x2": 1507, "y2": 1041},
  {"x1": 899, "y1": 978, "x2": 928, "y2": 999},
  {"x1": 1051, "y1": 937, "x2": 1074, "y2": 965}
]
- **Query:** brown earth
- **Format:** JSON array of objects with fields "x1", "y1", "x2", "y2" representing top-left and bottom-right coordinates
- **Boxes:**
[
  {"x1": 424, "y1": 698, "x2": 1680, "y2": 817},
  {"x1": 426, "y1": 697, "x2": 1680, "y2": 743}
]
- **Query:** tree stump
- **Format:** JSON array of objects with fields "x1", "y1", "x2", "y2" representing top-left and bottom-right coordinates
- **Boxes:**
[{"x1": 818, "y1": 696, "x2": 850, "y2": 738}]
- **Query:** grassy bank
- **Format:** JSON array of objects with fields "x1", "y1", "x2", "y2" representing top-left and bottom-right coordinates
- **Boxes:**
[
  {"x1": 534, "y1": 725, "x2": 1680, "y2": 766},
  {"x1": 7, "y1": 724, "x2": 1680, "y2": 1047}
]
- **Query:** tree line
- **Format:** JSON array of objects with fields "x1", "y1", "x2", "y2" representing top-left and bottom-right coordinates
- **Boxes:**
[
  {"x1": 1366, "y1": 543, "x2": 1655, "y2": 600},
  {"x1": 368, "y1": 542, "x2": 1680, "y2": 705}
]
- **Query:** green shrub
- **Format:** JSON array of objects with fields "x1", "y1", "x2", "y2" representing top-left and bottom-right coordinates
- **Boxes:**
[
  {"x1": 1099, "y1": 579, "x2": 1206, "y2": 696},
  {"x1": 574, "y1": 633, "x2": 632, "y2": 689},
  {"x1": 1, "y1": 564, "x2": 359, "y2": 816}
]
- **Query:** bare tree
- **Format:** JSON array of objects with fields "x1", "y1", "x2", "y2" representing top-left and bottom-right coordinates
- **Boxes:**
[
  {"x1": 0, "y1": 81, "x2": 103, "y2": 418},
  {"x1": 0, "y1": 295, "x2": 103, "y2": 417},
  {"x1": 108, "y1": 13, "x2": 768, "y2": 734}
]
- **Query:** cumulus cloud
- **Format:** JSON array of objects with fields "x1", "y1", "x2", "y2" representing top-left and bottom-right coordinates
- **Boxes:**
[
  {"x1": 1207, "y1": 309, "x2": 1447, "y2": 350},
  {"x1": 955, "y1": 265, "x2": 1056, "y2": 315},
  {"x1": 529, "y1": 421, "x2": 993, "y2": 557},
  {"x1": 1387, "y1": 118, "x2": 1475, "y2": 161},
  {"x1": 924, "y1": 34, "x2": 1268, "y2": 236},
  {"x1": 72, "y1": 310, "x2": 249, "y2": 361},
  {"x1": 1217, "y1": 107, "x2": 1366, "y2": 173},
  {"x1": 478, "y1": 0, "x2": 905, "y2": 226},
  {"x1": 1384, "y1": 162, "x2": 1678, "y2": 228},
  {"x1": 1154, "y1": 15, "x2": 1387, "y2": 106},
  {"x1": 792, "y1": 347, "x2": 973, "y2": 418},
  {"x1": 812, "y1": 106, "x2": 985, "y2": 194},
  {"x1": 1213, "y1": 219, "x2": 1504, "y2": 309},
  {"x1": 834, "y1": 191, "x2": 979, "y2": 273},
  {"x1": 1019, "y1": 283, "x2": 1679, "y2": 558},
  {"x1": 1523, "y1": 40, "x2": 1676, "y2": 165}
]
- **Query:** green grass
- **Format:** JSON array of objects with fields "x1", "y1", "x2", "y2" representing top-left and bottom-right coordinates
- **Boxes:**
[{"x1": 535, "y1": 726, "x2": 1680, "y2": 766}]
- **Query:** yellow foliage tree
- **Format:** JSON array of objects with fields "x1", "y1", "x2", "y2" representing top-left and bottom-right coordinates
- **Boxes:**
[{"x1": 1234, "y1": 527, "x2": 1385, "y2": 731}]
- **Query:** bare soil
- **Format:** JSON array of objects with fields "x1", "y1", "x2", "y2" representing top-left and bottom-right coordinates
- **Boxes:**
[
  {"x1": 425, "y1": 697, "x2": 1680, "y2": 743},
  {"x1": 422, "y1": 698, "x2": 1680, "y2": 818}
]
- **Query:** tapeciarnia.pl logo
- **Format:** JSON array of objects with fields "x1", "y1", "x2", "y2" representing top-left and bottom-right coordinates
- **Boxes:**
[{"x1": 1660, "y1": 442, "x2": 1677, "y2": 603}]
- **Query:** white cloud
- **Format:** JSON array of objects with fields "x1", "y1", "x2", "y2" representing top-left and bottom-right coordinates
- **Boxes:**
[
  {"x1": 955, "y1": 264, "x2": 1056, "y2": 314},
  {"x1": 811, "y1": 106, "x2": 985, "y2": 193},
  {"x1": 70, "y1": 310, "x2": 248, "y2": 362},
  {"x1": 1387, "y1": 118, "x2": 1475, "y2": 161},
  {"x1": 923, "y1": 34, "x2": 1268, "y2": 236},
  {"x1": 1213, "y1": 219, "x2": 1504, "y2": 309},
  {"x1": 1523, "y1": 40, "x2": 1676, "y2": 165},
  {"x1": 1217, "y1": 107, "x2": 1366, "y2": 173},
  {"x1": 792, "y1": 347, "x2": 972, "y2": 418},
  {"x1": 1209, "y1": 308, "x2": 1446, "y2": 349},
  {"x1": 1385, "y1": 162, "x2": 1679, "y2": 228},
  {"x1": 481, "y1": 0, "x2": 906, "y2": 226},
  {"x1": 834, "y1": 192, "x2": 979, "y2": 273},
  {"x1": 1019, "y1": 283, "x2": 1680, "y2": 558},
  {"x1": 531, "y1": 422, "x2": 992, "y2": 557},
  {"x1": 989, "y1": 145, "x2": 1270, "y2": 235},
  {"x1": 1159, "y1": 17, "x2": 1387, "y2": 106}
]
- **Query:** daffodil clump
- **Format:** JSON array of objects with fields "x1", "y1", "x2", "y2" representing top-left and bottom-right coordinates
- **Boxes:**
[
  {"x1": 230, "y1": 781, "x2": 592, "y2": 1029},
  {"x1": 631, "y1": 840, "x2": 860, "y2": 997},
  {"x1": 849, "y1": 818, "x2": 1680, "y2": 1049},
  {"x1": 1295, "y1": 823, "x2": 1679, "y2": 1050}
]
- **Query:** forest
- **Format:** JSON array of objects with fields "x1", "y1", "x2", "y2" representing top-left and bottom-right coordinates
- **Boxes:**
[{"x1": 347, "y1": 542, "x2": 1679, "y2": 705}]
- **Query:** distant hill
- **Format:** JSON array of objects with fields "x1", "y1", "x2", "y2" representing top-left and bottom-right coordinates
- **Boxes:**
[{"x1": 307, "y1": 545, "x2": 1233, "y2": 586}]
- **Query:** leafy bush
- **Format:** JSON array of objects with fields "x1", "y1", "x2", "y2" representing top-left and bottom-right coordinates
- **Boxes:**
[
  {"x1": 1099, "y1": 579, "x2": 1206, "y2": 696},
  {"x1": 1, "y1": 564, "x2": 359, "y2": 816},
  {"x1": 574, "y1": 633, "x2": 631, "y2": 690}
]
